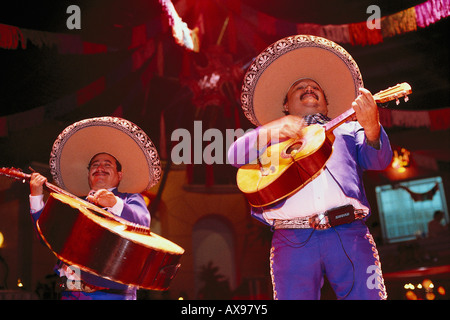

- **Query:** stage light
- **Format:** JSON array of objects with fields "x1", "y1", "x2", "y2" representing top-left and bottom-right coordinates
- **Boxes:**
[
  {"x1": 426, "y1": 292, "x2": 435, "y2": 300},
  {"x1": 392, "y1": 147, "x2": 410, "y2": 172},
  {"x1": 404, "y1": 283, "x2": 415, "y2": 290},
  {"x1": 422, "y1": 279, "x2": 432, "y2": 290},
  {"x1": 405, "y1": 290, "x2": 417, "y2": 300}
]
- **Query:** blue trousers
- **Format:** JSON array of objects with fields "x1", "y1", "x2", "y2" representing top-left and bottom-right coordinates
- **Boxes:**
[
  {"x1": 61, "y1": 290, "x2": 136, "y2": 300},
  {"x1": 270, "y1": 220, "x2": 387, "y2": 300}
]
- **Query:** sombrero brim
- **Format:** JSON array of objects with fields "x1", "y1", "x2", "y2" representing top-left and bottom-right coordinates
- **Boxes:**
[
  {"x1": 49, "y1": 117, "x2": 161, "y2": 196},
  {"x1": 241, "y1": 35, "x2": 363, "y2": 126}
]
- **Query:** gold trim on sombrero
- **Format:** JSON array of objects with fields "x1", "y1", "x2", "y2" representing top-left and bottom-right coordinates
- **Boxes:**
[
  {"x1": 49, "y1": 117, "x2": 161, "y2": 196},
  {"x1": 241, "y1": 35, "x2": 363, "y2": 126}
]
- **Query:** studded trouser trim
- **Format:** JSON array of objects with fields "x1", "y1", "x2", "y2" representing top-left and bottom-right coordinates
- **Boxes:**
[
  {"x1": 269, "y1": 246, "x2": 278, "y2": 300},
  {"x1": 365, "y1": 231, "x2": 388, "y2": 300}
]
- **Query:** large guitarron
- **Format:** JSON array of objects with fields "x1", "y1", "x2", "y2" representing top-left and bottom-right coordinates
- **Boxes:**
[
  {"x1": 0, "y1": 167, "x2": 184, "y2": 291},
  {"x1": 236, "y1": 83, "x2": 412, "y2": 207}
]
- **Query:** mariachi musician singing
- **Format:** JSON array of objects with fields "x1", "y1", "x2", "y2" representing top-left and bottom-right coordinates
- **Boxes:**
[
  {"x1": 29, "y1": 117, "x2": 164, "y2": 300},
  {"x1": 228, "y1": 35, "x2": 393, "y2": 300}
]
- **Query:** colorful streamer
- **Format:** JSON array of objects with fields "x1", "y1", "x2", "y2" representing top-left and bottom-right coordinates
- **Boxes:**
[
  {"x1": 222, "y1": 0, "x2": 449, "y2": 46},
  {"x1": 0, "y1": 0, "x2": 449, "y2": 137},
  {"x1": 0, "y1": 0, "x2": 448, "y2": 52},
  {"x1": 159, "y1": 0, "x2": 199, "y2": 52}
]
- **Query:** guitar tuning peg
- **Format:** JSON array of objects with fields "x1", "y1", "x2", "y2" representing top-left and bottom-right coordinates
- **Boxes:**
[
  {"x1": 404, "y1": 95, "x2": 409, "y2": 102},
  {"x1": 396, "y1": 98, "x2": 400, "y2": 105}
]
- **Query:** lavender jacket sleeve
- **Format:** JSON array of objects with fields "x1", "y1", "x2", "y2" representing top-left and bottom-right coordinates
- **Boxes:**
[
  {"x1": 228, "y1": 127, "x2": 262, "y2": 167},
  {"x1": 112, "y1": 190, "x2": 151, "y2": 227}
]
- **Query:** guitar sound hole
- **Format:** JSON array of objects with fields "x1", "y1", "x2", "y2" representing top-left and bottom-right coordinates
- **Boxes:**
[{"x1": 286, "y1": 141, "x2": 303, "y2": 156}]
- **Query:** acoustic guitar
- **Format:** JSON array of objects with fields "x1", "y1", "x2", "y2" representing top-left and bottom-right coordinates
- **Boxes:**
[
  {"x1": 0, "y1": 167, "x2": 184, "y2": 291},
  {"x1": 236, "y1": 83, "x2": 412, "y2": 207}
]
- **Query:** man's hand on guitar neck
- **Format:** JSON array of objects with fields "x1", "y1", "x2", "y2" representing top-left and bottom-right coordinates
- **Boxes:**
[
  {"x1": 256, "y1": 115, "x2": 307, "y2": 150},
  {"x1": 352, "y1": 88, "x2": 381, "y2": 145},
  {"x1": 30, "y1": 173, "x2": 47, "y2": 196}
]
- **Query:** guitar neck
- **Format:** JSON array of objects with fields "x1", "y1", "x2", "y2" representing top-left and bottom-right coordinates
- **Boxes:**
[
  {"x1": 8, "y1": 170, "x2": 76, "y2": 199},
  {"x1": 323, "y1": 108, "x2": 356, "y2": 133},
  {"x1": 0, "y1": 167, "x2": 152, "y2": 235},
  {"x1": 322, "y1": 82, "x2": 412, "y2": 133},
  {"x1": 44, "y1": 180, "x2": 78, "y2": 198}
]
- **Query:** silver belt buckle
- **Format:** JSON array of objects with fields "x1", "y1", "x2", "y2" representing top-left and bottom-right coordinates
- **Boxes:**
[{"x1": 309, "y1": 212, "x2": 329, "y2": 229}]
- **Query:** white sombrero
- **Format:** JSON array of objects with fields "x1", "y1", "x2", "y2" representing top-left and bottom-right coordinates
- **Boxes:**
[
  {"x1": 241, "y1": 35, "x2": 363, "y2": 126},
  {"x1": 49, "y1": 117, "x2": 162, "y2": 196}
]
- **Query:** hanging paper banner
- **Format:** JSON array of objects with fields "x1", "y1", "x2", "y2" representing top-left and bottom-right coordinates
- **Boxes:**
[
  {"x1": 159, "y1": 0, "x2": 199, "y2": 52},
  {"x1": 349, "y1": 21, "x2": 383, "y2": 46},
  {"x1": 398, "y1": 183, "x2": 439, "y2": 201},
  {"x1": 6, "y1": 106, "x2": 45, "y2": 133},
  {"x1": 322, "y1": 24, "x2": 351, "y2": 44},
  {"x1": 1, "y1": 0, "x2": 448, "y2": 53},
  {"x1": 429, "y1": 106, "x2": 450, "y2": 131},
  {"x1": 381, "y1": 7, "x2": 417, "y2": 38},
  {"x1": 1, "y1": 35, "x2": 157, "y2": 135},
  {"x1": 415, "y1": 0, "x2": 450, "y2": 28},
  {"x1": 76, "y1": 77, "x2": 106, "y2": 106},
  {"x1": 379, "y1": 107, "x2": 450, "y2": 131},
  {"x1": 222, "y1": 0, "x2": 449, "y2": 47},
  {"x1": 0, "y1": 23, "x2": 26, "y2": 49},
  {"x1": 391, "y1": 109, "x2": 431, "y2": 128}
]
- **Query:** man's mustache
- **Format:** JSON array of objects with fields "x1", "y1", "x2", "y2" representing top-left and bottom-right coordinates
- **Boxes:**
[
  {"x1": 93, "y1": 170, "x2": 109, "y2": 176},
  {"x1": 300, "y1": 91, "x2": 319, "y2": 100}
]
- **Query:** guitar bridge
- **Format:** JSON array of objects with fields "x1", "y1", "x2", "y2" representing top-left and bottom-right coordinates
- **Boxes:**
[{"x1": 260, "y1": 165, "x2": 276, "y2": 176}]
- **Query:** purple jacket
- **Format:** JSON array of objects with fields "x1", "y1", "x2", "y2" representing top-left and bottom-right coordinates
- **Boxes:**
[{"x1": 228, "y1": 121, "x2": 393, "y2": 224}]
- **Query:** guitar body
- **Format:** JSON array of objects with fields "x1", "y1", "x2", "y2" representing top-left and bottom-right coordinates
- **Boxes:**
[
  {"x1": 235, "y1": 83, "x2": 412, "y2": 207},
  {"x1": 236, "y1": 124, "x2": 334, "y2": 207},
  {"x1": 37, "y1": 192, "x2": 184, "y2": 291}
]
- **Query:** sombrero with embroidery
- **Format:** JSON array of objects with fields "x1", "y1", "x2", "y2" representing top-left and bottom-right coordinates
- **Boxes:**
[
  {"x1": 49, "y1": 117, "x2": 162, "y2": 196},
  {"x1": 241, "y1": 35, "x2": 363, "y2": 126}
]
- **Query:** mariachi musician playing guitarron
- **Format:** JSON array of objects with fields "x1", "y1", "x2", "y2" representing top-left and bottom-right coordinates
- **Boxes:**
[
  {"x1": 228, "y1": 35, "x2": 393, "y2": 300},
  {"x1": 29, "y1": 117, "x2": 162, "y2": 300}
]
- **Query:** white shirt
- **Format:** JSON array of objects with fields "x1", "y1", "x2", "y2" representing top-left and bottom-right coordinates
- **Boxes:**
[{"x1": 260, "y1": 167, "x2": 368, "y2": 224}]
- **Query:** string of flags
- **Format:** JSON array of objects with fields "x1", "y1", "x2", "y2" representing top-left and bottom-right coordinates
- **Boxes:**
[
  {"x1": 0, "y1": 0, "x2": 448, "y2": 52},
  {"x1": 218, "y1": 0, "x2": 450, "y2": 47},
  {"x1": 0, "y1": 0, "x2": 449, "y2": 138}
]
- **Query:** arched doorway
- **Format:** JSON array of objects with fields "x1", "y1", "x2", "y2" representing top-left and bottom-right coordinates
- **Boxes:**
[{"x1": 192, "y1": 215, "x2": 235, "y2": 299}]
